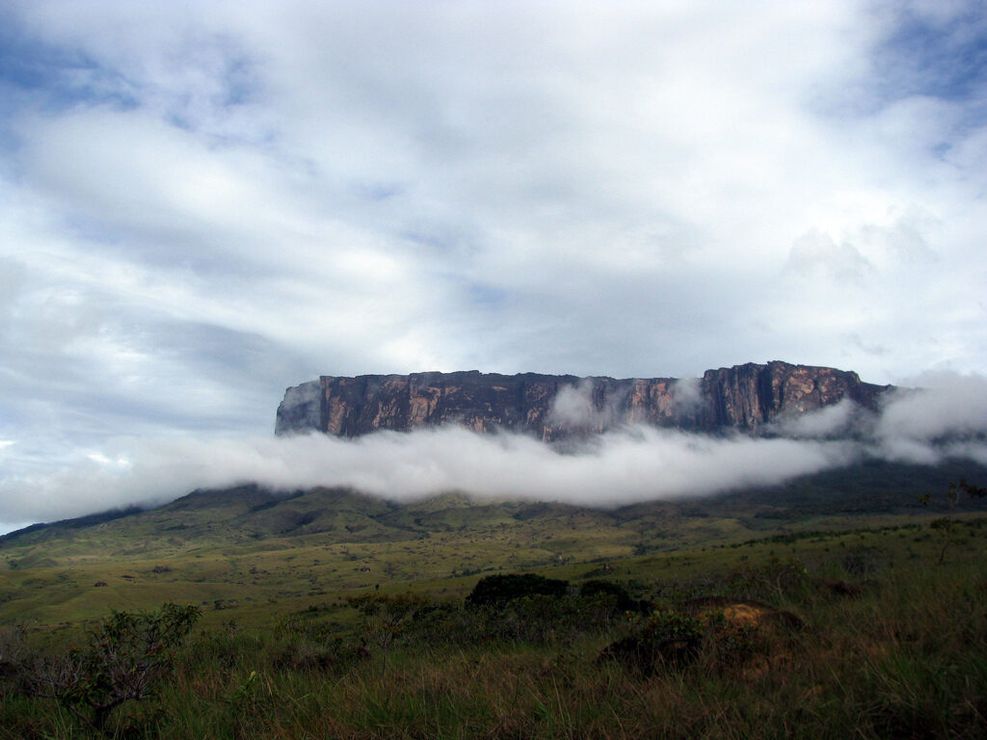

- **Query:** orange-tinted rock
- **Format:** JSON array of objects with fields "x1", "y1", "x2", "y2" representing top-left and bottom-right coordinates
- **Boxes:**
[{"x1": 275, "y1": 361, "x2": 890, "y2": 439}]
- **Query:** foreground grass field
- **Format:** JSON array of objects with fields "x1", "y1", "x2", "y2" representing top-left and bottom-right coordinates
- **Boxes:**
[{"x1": 1, "y1": 509, "x2": 986, "y2": 738}]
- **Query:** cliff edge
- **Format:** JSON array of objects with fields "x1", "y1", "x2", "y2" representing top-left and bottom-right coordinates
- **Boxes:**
[{"x1": 275, "y1": 361, "x2": 891, "y2": 440}]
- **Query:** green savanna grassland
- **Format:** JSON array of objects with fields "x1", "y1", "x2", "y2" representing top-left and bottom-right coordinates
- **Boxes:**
[{"x1": 1, "y1": 460, "x2": 986, "y2": 738}]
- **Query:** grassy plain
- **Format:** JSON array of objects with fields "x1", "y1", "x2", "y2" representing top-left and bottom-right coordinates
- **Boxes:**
[{"x1": 0, "y1": 462, "x2": 985, "y2": 737}]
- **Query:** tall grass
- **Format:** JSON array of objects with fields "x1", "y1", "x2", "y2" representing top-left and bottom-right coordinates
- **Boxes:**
[{"x1": 2, "y1": 519, "x2": 985, "y2": 738}]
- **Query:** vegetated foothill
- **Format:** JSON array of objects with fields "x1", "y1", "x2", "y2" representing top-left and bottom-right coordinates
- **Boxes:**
[{"x1": 1, "y1": 478, "x2": 986, "y2": 737}]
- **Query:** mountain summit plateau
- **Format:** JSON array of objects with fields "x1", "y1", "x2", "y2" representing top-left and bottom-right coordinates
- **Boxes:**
[{"x1": 276, "y1": 361, "x2": 891, "y2": 440}]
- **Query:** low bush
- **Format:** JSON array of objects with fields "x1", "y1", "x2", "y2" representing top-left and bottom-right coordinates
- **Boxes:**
[
  {"x1": 465, "y1": 573, "x2": 569, "y2": 607},
  {"x1": 13, "y1": 602, "x2": 199, "y2": 733},
  {"x1": 578, "y1": 579, "x2": 643, "y2": 612}
]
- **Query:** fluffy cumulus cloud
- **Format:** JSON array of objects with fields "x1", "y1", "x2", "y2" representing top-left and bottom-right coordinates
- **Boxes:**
[{"x1": 1, "y1": 1, "x2": 987, "y2": 528}]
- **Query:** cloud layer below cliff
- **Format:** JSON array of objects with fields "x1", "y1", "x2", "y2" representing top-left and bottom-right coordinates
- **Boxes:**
[{"x1": 1, "y1": 374, "x2": 985, "y2": 529}]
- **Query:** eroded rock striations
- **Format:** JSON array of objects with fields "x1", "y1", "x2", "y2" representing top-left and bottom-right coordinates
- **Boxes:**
[{"x1": 275, "y1": 361, "x2": 891, "y2": 440}]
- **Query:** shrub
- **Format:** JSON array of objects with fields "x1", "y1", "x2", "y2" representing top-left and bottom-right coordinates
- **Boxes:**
[
  {"x1": 601, "y1": 600, "x2": 797, "y2": 677},
  {"x1": 601, "y1": 610, "x2": 704, "y2": 675},
  {"x1": 348, "y1": 593, "x2": 428, "y2": 669},
  {"x1": 465, "y1": 573, "x2": 569, "y2": 607},
  {"x1": 920, "y1": 479, "x2": 987, "y2": 564},
  {"x1": 578, "y1": 579, "x2": 644, "y2": 612},
  {"x1": 17, "y1": 602, "x2": 200, "y2": 733}
]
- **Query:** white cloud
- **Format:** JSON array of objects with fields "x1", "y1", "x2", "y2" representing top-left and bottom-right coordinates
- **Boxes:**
[
  {"x1": 786, "y1": 230, "x2": 875, "y2": 283},
  {"x1": 772, "y1": 399, "x2": 865, "y2": 439},
  {"x1": 0, "y1": 370, "x2": 985, "y2": 529},
  {"x1": 875, "y1": 373, "x2": 987, "y2": 462},
  {"x1": 548, "y1": 380, "x2": 616, "y2": 430},
  {"x1": 671, "y1": 377, "x2": 702, "y2": 412},
  {"x1": 1, "y1": 1, "x2": 987, "y2": 520},
  {"x1": 0, "y1": 426, "x2": 858, "y2": 525}
]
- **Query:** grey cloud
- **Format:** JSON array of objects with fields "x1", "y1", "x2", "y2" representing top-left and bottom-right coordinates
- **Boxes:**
[
  {"x1": 1, "y1": 2, "x2": 987, "y2": 526},
  {"x1": 845, "y1": 333, "x2": 890, "y2": 357},
  {"x1": 785, "y1": 229, "x2": 875, "y2": 283},
  {"x1": 858, "y1": 208, "x2": 940, "y2": 264}
]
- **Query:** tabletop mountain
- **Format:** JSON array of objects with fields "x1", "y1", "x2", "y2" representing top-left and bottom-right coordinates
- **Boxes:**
[{"x1": 276, "y1": 360, "x2": 890, "y2": 439}]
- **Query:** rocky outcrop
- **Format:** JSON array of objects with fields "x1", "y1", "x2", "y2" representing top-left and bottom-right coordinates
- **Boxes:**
[
  {"x1": 275, "y1": 361, "x2": 891, "y2": 440},
  {"x1": 697, "y1": 362, "x2": 887, "y2": 434}
]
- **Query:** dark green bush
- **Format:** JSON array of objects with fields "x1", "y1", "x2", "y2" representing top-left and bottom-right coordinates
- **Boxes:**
[
  {"x1": 578, "y1": 579, "x2": 644, "y2": 612},
  {"x1": 465, "y1": 573, "x2": 569, "y2": 607},
  {"x1": 602, "y1": 610, "x2": 704, "y2": 675}
]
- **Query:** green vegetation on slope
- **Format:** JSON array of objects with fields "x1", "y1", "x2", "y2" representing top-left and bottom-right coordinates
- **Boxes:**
[
  {"x1": 1, "y1": 465, "x2": 986, "y2": 736},
  {"x1": 2, "y1": 461, "x2": 986, "y2": 628},
  {"x1": 1, "y1": 516, "x2": 986, "y2": 738}
]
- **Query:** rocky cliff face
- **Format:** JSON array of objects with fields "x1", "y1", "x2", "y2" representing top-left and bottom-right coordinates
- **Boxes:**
[{"x1": 275, "y1": 361, "x2": 891, "y2": 439}]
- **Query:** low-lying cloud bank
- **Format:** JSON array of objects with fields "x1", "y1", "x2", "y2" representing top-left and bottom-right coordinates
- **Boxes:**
[{"x1": 1, "y1": 373, "x2": 986, "y2": 529}]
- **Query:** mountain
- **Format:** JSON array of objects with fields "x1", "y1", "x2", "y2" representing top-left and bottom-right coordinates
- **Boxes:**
[
  {"x1": 3, "y1": 459, "x2": 984, "y2": 559},
  {"x1": 276, "y1": 360, "x2": 891, "y2": 438}
]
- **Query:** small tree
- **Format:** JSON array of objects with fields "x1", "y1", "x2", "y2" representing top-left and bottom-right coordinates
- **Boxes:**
[
  {"x1": 347, "y1": 593, "x2": 426, "y2": 671},
  {"x1": 22, "y1": 602, "x2": 200, "y2": 733},
  {"x1": 919, "y1": 479, "x2": 987, "y2": 565}
]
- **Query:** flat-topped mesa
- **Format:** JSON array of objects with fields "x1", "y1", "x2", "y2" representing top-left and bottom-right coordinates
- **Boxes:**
[{"x1": 275, "y1": 361, "x2": 892, "y2": 440}]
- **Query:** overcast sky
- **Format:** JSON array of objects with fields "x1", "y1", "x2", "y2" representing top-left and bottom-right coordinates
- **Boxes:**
[{"x1": 1, "y1": 1, "x2": 986, "y2": 529}]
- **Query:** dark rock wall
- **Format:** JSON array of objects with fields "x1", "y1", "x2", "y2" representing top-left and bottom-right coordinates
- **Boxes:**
[
  {"x1": 696, "y1": 362, "x2": 885, "y2": 434},
  {"x1": 275, "y1": 361, "x2": 890, "y2": 439}
]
